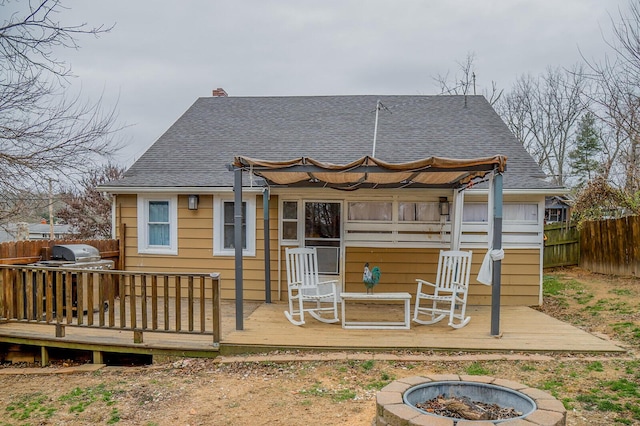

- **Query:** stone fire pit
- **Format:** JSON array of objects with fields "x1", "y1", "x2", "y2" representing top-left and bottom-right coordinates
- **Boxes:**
[{"x1": 376, "y1": 374, "x2": 566, "y2": 425}]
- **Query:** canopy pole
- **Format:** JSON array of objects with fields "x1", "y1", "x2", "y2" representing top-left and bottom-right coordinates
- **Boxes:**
[
  {"x1": 263, "y1": 187, "x2": 271, "y2": 303},
  {"x1": 451, "y1": 189, "x2": 464, "y2": 250},
  {"x1": 490, "y1": 173, "x2": 503, "y2": 336},
  {"x1": 234, "y1": 167, "x2": 244, "y2": 330}
]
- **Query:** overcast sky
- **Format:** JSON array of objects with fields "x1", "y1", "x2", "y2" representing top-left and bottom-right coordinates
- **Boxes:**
[{"x1": 53, "y1": 0, "x2": 626, "y2": 166}]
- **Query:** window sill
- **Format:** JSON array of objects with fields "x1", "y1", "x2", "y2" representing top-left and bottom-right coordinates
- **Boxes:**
[
  {"x1": 213, "y1": 249, "x2": 256, "y2": 257},
  {"x1": 138, "y1": 247, "x2": 178, "y2": 256}
]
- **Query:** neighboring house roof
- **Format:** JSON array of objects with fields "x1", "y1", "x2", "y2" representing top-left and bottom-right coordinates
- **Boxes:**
[
  {"x1": 0, "y1": 223, "x2": 72, "y2": 243},
  {"x1": 105, "y1": 95, "x2": 560, "y2": 191},
  {"x1": 545, "y1": 195, "x2": 574, "y2": 209},
  {"x1": 28, "y1": 223, "x2": 72, "y2": 238}
]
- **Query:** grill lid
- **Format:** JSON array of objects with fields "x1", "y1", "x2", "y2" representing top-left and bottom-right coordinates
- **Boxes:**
[{"x1": 52, "y1": 244, "x2": 101, "y2": 262}]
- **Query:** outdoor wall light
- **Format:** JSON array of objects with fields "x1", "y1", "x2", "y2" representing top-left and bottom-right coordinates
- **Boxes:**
[
  {"x1": 439, "y1": 197, "x2": 450, "y2": 216},
  {"x1": 188, "y1": 194, "x2": 199, "y2": 210}
]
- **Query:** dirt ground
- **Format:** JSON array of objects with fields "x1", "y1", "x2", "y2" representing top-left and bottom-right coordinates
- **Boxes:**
[{"x1": 0, "y1": 266, "x2": 638, "y2": 426}]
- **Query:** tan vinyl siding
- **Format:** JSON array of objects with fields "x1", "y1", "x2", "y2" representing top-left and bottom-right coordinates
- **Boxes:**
[
  {"x1": 115, "y1": 193, "x2": 279, "y2": 301},
  {"x1": 343, "y1": 247, "x2": 540, "y2": 306}
]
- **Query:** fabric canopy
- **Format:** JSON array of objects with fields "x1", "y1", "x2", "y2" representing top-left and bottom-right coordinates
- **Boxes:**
[{"x1": 233, "y1": 155, "x2": 507, "y2": 189}]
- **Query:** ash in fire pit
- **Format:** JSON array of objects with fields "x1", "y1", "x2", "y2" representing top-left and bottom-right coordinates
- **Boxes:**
[
  {"x1": 404, "y1": 381, "x2": 535, "y2": 424},
  {"x1": 416, "y1": 393, "x2": 522, "y2": 421}
]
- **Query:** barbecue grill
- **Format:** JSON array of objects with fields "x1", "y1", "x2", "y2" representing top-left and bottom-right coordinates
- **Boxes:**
[
  {"x1": 32, "y1": 244, "x2": 115, "y2": 270},
  {"x1": 27, "y1": 244, "x2": 114, "y2": 317}
]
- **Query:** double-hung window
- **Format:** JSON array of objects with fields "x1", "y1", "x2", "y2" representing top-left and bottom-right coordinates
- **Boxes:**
[
  {"x1": 214, "y1": 196, "x2": 256, "y2": 256},
  {"x1": 137, "y1": 195, "x2": 178, "y2": 255}
]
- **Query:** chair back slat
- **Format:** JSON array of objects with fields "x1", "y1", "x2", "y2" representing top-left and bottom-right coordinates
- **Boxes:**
[
  {"x1": 436, "y1": 250, "x2": 472, "y2": 290},
  {"x1": 286, "y1": 247, "x2": 320, "y2": 290}
]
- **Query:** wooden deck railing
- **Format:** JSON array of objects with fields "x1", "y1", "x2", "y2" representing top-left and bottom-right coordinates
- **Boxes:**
[{"x1": 0, "y1": 265, "x2": 221, "y2": 345}]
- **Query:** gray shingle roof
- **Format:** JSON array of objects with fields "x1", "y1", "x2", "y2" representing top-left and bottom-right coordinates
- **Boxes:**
[{"x1": 108, "y1": 95, "x2": 559, "y2": 190}]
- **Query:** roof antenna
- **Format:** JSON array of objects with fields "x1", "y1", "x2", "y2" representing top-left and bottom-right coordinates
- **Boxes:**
[{"x1": 372, "y1": 100, "x2": 391, "y2": 157}]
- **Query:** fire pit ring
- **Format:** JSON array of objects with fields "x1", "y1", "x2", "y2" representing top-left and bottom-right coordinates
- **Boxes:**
[
  {"x1": 376, "y1": 375, "x2": 567, "y2": 425},
  {"x1": 404, "y1": 381, "x2": 535, "y2": 422}
]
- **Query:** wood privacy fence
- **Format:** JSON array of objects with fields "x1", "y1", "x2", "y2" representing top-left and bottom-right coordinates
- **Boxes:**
[
  {"x1": 0, "y1": 239, "x2": 121, "y2": 266},
  {"x1": 544, "y1": 223, "x2": 580, "y2": 268},
  {"x1": 0, "y1": 265, "x2": 222, "y2": 345},
  {"x1": 580, "y1": 216, "x2": 640, "y2": 277}
]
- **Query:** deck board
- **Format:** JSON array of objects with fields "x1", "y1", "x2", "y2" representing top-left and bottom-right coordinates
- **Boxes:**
[{"x1": 0, "y1": 301, "x2": 626, "y2": 356}]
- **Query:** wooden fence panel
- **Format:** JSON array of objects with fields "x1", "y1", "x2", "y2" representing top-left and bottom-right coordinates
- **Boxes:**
[
  {"x1": 580, "y1": 216, "x2": 640, "y2": 277},
  {"x1": 544, "y1": 223, "x2": 580, "y2": 268}
]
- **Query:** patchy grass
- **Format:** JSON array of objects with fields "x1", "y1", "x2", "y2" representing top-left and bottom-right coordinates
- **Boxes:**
[
  {"x1": 5, "y1": 392, "x2": 56, "y2": 422},
  {"x1": 464, "y1": 362, "x2": 491, "y2": 376},
  {"x1": 541, "y1": 269, "x2": 640, "y2": 424},
  {"x1": 576, "y1": 378, "x2": 640, "y2": 424},
  {"x1": 59, "y1": 383, "x2": 118, "y2": 413},
  {"x1": 365, "y1": 372, "x2": 395, "y2": 390},
  {"x1": 299, "y1": 382, "x2": 357, "y2": 402}
]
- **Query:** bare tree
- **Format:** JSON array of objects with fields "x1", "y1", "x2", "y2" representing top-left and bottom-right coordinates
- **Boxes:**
[
  {"x1": 434, "y1": 52, "x2": 503, "y2": 105},
  {"x1": 0, "y1": 0, "x2": 121, "y2": 225},
  {"x1": 57, "y1": 164, "x2": 125, "y2": 239},
  {"x1": 582, "y1": 0, "x2": 640, "y2": 193},
  {"x1": 496, "y1": 65, "x2": 589, "y2": 187}
]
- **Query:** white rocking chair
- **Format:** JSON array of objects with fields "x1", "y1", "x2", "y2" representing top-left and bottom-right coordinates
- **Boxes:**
[
  {"x1": 284, "y1": 247, "x2": 340, "y2": 326},
  {"x1": 413, "y1": 250, "x2": 473, "y2": 329}
]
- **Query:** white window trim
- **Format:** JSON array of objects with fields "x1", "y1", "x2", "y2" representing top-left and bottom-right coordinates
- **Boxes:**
[
  {"x1": 137, "y1": 194, "x2": 178, "y2": 255},
  {"x1": 279, "y1": 199, "x2": 300, "y2": 246},
  {"x1": 214, "y1": 195, "x2": 256, "y2": 256}
]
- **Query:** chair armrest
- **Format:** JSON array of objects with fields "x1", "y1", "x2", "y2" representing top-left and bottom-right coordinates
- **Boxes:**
[
  {"x1": 451, "y1": 281, "x2": 467, "y2": 290},
  {"x1": 415, "y1": 278, "x2": 436, "y2": 288},
  {"x1": 318, "y1": 280, "x2": 338, "y2": 291}
]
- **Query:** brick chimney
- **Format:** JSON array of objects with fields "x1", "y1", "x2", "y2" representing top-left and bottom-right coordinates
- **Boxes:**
[{"x1": 212, "y1": 88, "x2": 228, "y2": 97}]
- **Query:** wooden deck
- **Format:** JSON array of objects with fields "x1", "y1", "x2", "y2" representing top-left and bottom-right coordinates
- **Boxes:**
[
  {"x1": 221, "y1": 302, "x2": 626, "y2": 354},
  {"x1": 0, "y1": 301, "x2": 626, "y2": 360}
]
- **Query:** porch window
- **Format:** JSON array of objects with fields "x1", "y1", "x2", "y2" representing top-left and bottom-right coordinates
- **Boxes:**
[
  {"x1": 399, "y1": 202, "x2": 439, "y2": 221},
  {"x1": 281, "y1": 201, "x2": 298, "y2": 242},
  {"x1": 504, "y1": 204, "x2": 538, "y2": 223},
  {"x1": 214, "y1": 196, "x2": 256, "y2": 256},
  {"x1": 344, "y1": 198, "x2": 448, "y2": 245},
  {"x1": 137, "y1": 195, "x2": 178, "y2": 255},
  {"x1": 463, "y1": 203, "x2": 539, "y2": 223},
  {"x1": 463, "y1": 203, "x2": 488, "y2": 222},
  {"x1": 348, "y1": 201, "x2": 392, "y2": 221}
]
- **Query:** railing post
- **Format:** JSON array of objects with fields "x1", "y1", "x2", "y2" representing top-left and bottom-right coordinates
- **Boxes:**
[
  {"x1": 188, "y1": 275, "x2": 194, "y2": 332},
  {"x1": 1, "y1": 269, "x2": 8, "y2": 318},
  {"x1": 211, "y1": 273, "x2": 221, "y2": 345}
]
